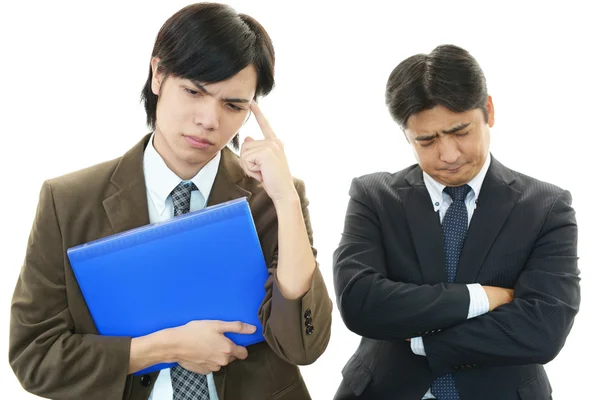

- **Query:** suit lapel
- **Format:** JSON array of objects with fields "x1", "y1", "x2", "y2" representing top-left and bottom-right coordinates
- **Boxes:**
[
  {"x1": 103, "y1": 134, "x2": 151, "y2": 234},
  {"x1": 455, "y1": 157, "x2": 521, "y2": 283},
  {"x1": 103, "y1": 137, "x2": 251, "y2": 236},
  {"x1": 398, "y1": 166, "x2": 447, "y2": 284}
]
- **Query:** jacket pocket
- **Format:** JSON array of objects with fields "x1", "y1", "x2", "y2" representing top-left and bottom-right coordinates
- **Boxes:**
[
  {"x1": 272, "y1": 378, "x2": 308, "y2": 399},
  {"x1": 341, "y1": 355, "x2": 373, "y2": 396},
  {"x1": 518, "y1": 372, "x2": 552, "y2": 400}
]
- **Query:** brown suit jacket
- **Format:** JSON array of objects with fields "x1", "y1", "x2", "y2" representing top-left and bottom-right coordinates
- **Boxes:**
[{"x1": 9, "y1": 134, "x2": 332, "y2": 400}]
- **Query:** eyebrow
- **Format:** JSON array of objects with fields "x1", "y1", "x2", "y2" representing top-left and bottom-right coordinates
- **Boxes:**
[
  {"x1": 190, "y1": 81, "x2": 251, "y2": 104},
  {"x1": 442, "y1": 122, "x2": 471, "y2": 134},
  {"x1": 414, "y1": 134, "x2": 437, "y2": 141},
  {"x1": 414, "y1": 122, "x2": 471, "y2": 141}
]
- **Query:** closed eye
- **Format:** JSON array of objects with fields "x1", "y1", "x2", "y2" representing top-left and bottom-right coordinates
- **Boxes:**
[
  {"x1": 185, "y1": 88, "x2": 202, "y2": 96},
  {"x1": 226, "y1": 103, "x2": 243, "y2": 112}
]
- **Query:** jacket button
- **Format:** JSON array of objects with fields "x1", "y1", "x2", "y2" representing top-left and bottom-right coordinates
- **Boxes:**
[
  {"x1": 140, "y1": 374, "x2": 152, "y2": 387},
  {"x1": 306, "y1": 325, "x2": 314, "y2": 335},
  {"x1": 305, "y1": 317, "x2": 312, "y2": 327},
  {"x1": 304, "y1": 309, "x2": 312, "y2": 319}
]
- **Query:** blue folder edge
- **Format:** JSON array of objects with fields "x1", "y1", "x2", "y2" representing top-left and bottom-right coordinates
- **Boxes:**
[{"x1": 68, "y1": 198, "x2": 253, "y2": 262}]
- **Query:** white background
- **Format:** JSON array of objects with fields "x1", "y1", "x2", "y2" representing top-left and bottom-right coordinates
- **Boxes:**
[{"x1": 0, "y1": 1, "x2": 598, "y2": 399}]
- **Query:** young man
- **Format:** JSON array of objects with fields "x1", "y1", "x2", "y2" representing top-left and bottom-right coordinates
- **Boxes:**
[
  {"x1": 9, "y1": 4, "x2": 332, "y2": 400},
  {"x1": 333, "y1": 44, "x2": 580, "y2": 399}
]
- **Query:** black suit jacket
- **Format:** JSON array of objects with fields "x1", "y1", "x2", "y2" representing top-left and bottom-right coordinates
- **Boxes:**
[{"x1": 332, "y1": 156, "x2": 580, "y2": 400}]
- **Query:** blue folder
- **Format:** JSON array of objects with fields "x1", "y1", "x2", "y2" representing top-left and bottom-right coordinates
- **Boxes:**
[{"x1": 67, "y1": 197, "x2": 268, "y2": 375}]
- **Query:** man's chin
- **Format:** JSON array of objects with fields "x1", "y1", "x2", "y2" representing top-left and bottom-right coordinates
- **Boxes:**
[{"x1": 181, "y1": 149, "x2": 219, "y2": 164}]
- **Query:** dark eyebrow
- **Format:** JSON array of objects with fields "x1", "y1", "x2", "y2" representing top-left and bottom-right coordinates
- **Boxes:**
[
  {"x1": 190, "y1": 80, "x2": 251, "y2": 104},
  {"x1": 413, "y1": 122, "x2": 471, "y2": 141},
  {"x1": 414, "y1": 134, "x2": 438, "y2": 141},
  {"x1": 442, "y1": 122, "x2": 471, "y2": 134}
]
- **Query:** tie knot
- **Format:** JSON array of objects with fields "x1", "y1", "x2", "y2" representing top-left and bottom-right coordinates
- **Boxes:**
[
  {"x1": 444, "y1": 184, "x2": 471, "y2": 202},
  {"x1": 171, "y1": 181, "x2": 198, "y2": 213},
  {"x1": 171, "y1": 180, "x2": 198, "y2": 196}
]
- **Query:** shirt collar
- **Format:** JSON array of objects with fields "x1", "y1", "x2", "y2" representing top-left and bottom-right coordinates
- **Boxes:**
[
  {"x1": 423, "y1": 152, "x2": 491, "y2": 211},
  {"x1": 143, "y1": 132, "x2": 221, "y2": 214}
]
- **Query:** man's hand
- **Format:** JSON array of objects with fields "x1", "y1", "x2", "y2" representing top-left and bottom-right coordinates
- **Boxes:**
[
  {"x1": 239, "y1": 101, "x2": 297, "y2": 205},
  {"x1": 170, "y1": 320, "x2": 256, "y2": 374},
  {"x1": 482, "y1": 286, "x2": 515, "y2": 311}
]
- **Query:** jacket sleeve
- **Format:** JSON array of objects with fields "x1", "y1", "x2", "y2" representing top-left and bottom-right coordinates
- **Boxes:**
[
  {"x1": 9, "y1": 181, "x2": 132, "y2": 400},
  {"x1": 258, "y1": 178, "x2": 333, "y2": 365},
  {"x1": 423, "y1": 190, "x2": 580, "y2": 376},
  {"x1": 334, "y1": 177, "x2": 471, "y2": 340}
]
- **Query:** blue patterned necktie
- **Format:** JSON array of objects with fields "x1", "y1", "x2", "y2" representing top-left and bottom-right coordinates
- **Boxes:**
[
  {"x1": 431, "y1": 184, "x2": 471, "y2": 400},
  {"x1": 169, "y1": 181, "x2": 211, "y2": 400}
]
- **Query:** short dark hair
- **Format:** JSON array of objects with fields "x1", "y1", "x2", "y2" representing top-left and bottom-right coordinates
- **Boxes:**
[
  {"x1": 141, "y1": 2, "x2": 275, "y2": 150},
  {"x1": 385, "y1": 44, "x2": 488, "y2": 130}
]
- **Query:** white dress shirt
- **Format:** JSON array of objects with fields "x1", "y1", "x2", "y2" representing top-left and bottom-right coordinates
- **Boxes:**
[
  {"x1": 143, "y1": 133, "x2": 221, "y2": 400},
  {"x1": 412, "y1": 154, "x2": 492, "y2": 399}
]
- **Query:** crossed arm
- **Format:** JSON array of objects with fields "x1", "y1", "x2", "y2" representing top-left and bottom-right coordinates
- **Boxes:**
[{"x1": 333, "y1": 179, "x2": 580, "y2": 374}]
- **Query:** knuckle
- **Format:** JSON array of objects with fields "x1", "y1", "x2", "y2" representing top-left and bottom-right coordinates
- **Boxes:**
[{"x1": 226, "y1": 342, "x2": 235, "y2": 354}]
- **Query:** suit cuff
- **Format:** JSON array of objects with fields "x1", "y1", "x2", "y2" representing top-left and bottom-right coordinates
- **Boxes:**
[
  {"x1": 410, "y1": 336, "x2": 426, "y2": 356},
  {"x1": 466, "y1": 283, "x2": 489, "y2": 319},
  {"x1": 267, "y1": 266, "x2": 332, "y2": 365}
]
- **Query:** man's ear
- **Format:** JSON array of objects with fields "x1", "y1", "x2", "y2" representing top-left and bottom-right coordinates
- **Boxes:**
[
  {"x1": 151, "y1": 57, "x2": 164, "y2": 96},
  {"x1": 486, "y1": 95, "x2": 495, "y2": 127}
]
